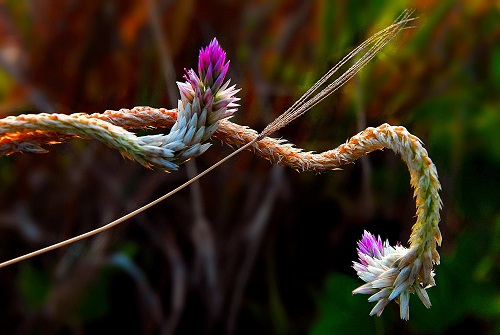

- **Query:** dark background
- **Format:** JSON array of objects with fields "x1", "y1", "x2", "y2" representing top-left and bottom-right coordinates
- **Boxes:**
[{"x1": 0, "y1": 1, "x2": 498, "y2": 334}]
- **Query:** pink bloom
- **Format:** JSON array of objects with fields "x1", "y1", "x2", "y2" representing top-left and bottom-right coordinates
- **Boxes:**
[{"x1": 352, "y1": 231, "x2": 434, "y2": 320}]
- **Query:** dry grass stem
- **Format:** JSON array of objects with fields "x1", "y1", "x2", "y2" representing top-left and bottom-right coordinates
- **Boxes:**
[
  {"x1": 0, "y1": 111, "x2": 442, "y2": 287},
  {"x1": 260, "y1": 9, "x2": 415, "y2": 138},
  {"x1": 0, "y1": 11, "x2": 442, "y2": 320}
]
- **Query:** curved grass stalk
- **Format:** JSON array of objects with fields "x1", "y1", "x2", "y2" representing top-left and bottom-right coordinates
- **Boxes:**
[
  {"x1": 0, "y1": 9, "x2": 440, "y2": 320},
  {"x1": 0, "y1": 112, "x2": 180, "y2": 169}
]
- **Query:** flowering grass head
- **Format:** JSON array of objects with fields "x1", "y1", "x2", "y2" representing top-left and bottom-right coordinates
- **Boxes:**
[
  {"x1": 352, "y1": 231, "x2": 433, "y2": 320},
  {"x1": 178, "y1": 38, "x2": 239, "y2": 136},
  {"x1": 141, "y1": 38, "x2": 240, "y2": 168},
  {"x1": 0, "y1": 14, "x2": 443, "y2": 325},
  {"x1": 198, "y1": 38, "x2": 230, "y2": 92}
]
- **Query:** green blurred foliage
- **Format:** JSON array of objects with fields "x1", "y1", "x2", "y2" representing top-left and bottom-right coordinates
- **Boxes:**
[
  {"x1": 18, "y1": 264, "x2": 51, "y2": 311},
  {"x1": 310, "y1": 274, "x2": 384, "y2": 334},
  {"x1": 408, "y1": 226, "x2": 500, "y2": 335},
  {"x1": 311, "y1": 226, "x2": 500, "y2": 334}
]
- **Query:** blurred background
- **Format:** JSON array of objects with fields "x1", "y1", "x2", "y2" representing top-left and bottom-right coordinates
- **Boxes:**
[{"x1": 0, "y1": 0, "x2": 498, "y2": 334}]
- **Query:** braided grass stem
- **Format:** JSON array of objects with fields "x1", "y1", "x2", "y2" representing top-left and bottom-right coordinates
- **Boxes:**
[
  {"x1": 0, "y1": 108, "x2": 442, "y2": 319},
  {"x1": 0, "y1": 10, "x2": 442, "y2": 319},
  {"x1": 0, "y1": 107, "x2": 441, "y2": 269}
]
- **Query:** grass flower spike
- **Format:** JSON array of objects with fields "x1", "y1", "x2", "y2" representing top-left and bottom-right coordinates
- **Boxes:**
[
  {"x1": 177, "y1": 38, "x2": 240, "y2": 143},
  {"x1": 346, "y1": 124, "x2": 442, "y2": 320},
  {"x1": 0, "y1": 12, "x2": 443, "y2": 322},
  {"x1": 353, "y1": 230, "x2": 435, "y2": 320},
  {"x1": 0, "y1": 38, "x2": 239, "y2": 171},
  {"x1": 148, "y1": 37, "x2": 240, "y2": 169}
]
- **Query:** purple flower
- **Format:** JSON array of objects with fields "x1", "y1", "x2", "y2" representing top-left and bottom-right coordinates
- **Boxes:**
[
  {"x1": 352, "y1": 231, "x2": 434, "y2": 320},
  {"x1": 356, "y1": 230, "x2": 384, "y2": 262},
  {"x1": 178, "y1": 38, "x2": 239, "y2": 129},
  {"x1": 198, "y1": 38, "x2": 230, "y2": 91}
]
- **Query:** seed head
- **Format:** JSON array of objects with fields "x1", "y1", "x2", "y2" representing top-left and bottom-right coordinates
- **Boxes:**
[{"x1": 352, "y1": 231, "x2": 434, "y2": 320}]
